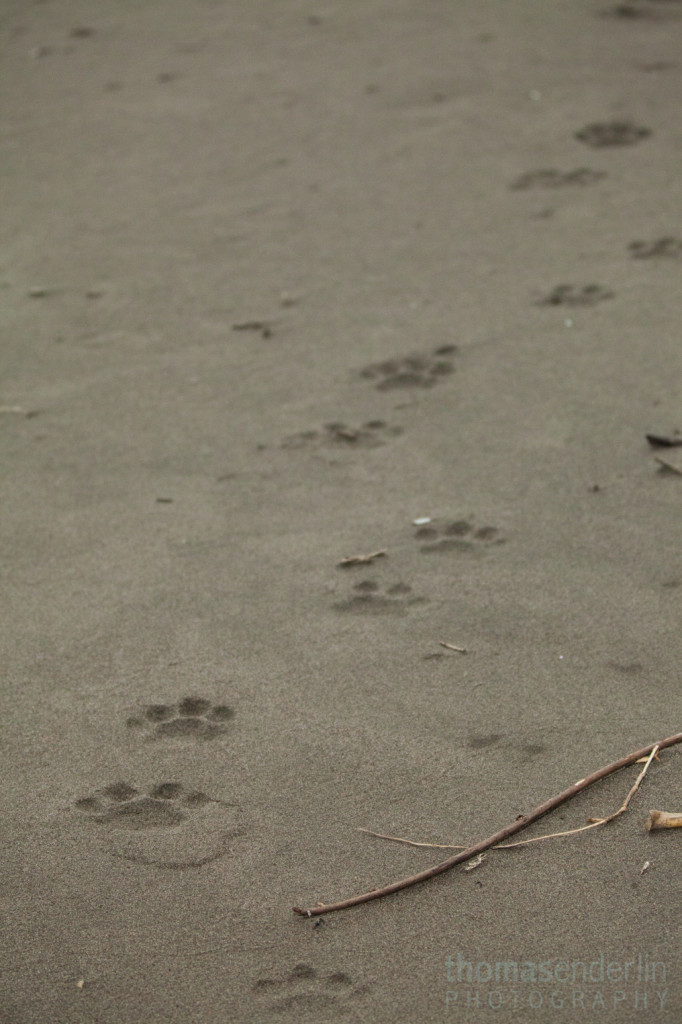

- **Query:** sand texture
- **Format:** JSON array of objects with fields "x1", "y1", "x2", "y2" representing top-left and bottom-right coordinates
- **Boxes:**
[{"x1": 2, "y1": 1, "x2": 682, "y2": 1021}]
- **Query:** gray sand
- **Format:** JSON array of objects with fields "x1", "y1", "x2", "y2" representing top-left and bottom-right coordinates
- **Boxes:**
[{"x1": 2, "y1": 1, "x2": 681, "y2": 1021}]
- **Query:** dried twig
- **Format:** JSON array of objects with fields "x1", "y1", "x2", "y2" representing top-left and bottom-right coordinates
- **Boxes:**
[
  {"x1": 337, "y1": 550, "x2": 386, "y2": 568},
  {"x1": 358, "y1": 827, "x2": 463, "y2": 850},
  {"x1": 232, "y1": 320, "x2": 268, "y2": 331},
  {"x1": 329, "y1": 427, "x2": 359, "y2": 441},
  {"x1": 586, "y1": 744, "x2": 659, "y2": 823},
  {"x1": 645, "y1": 809, "x2": 682, "y2": 831},
  {"x1": 231, "y1": 320, "x2": 273, "y2": 338},
  {"x1": 646, "y1": 433, "x2": 682, "y2": 449},
  {"x1": 439, "y1": 641, "x2": 467, "y2": 654},
  {"x1": 357, "y1": 746, "x2": 660, "y2": 853},
  {"x1": 292, "y1": 732, "x2": 682, "y2": 917},
  {"x1": 654, "y1": 456, "x2": 682, "y2": 476}
]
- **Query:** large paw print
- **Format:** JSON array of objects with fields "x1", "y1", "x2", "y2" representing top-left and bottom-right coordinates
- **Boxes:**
[
  {"x1": 281, "y1": 419, "x2": 403, "y2": 450},
  {"x1": 74, "y1": 781, "x2": 209, "y2": 828},
  {"x1": 333, "y1": 578, "x2": 426, "y2": 615},
  {"x1": 536, "y1": 283, "x2": 614, "y2": 307},
  {"x1": 574, "y1": 121, "x2": 651, "y2": 147},
  {"x1": 253, "y1": 963, "x2": 371, "y2": 1016},
  {"x1": 415, "y1": 518, "x2": 504, "y2": 554},
  {"x1": 358, "y1": 345, "x2": 456, "y2": 391},
  {"x1": 629, "y1": 237, "x2": 682, "y2": 260},
  {"x1": 72, "y1": 782, "x2": 241, "y2": 868},
  {"x1": 510, "y1": 168, "x2": 606, "y2": 190},
  {"x1": 126, "y1": 696, "x2": 234, "y2": 740}
]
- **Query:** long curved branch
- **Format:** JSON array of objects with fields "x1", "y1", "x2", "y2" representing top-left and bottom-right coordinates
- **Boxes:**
[{"x1": 293, "y1": 731, "x2": 682, "y2": 917}]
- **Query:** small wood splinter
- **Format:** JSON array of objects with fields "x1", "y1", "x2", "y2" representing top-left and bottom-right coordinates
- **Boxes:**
[
  {"x1": 646, "y1": 809, "x2": 682, "y2": 831},
  {"x1": 337, "y1": 550, "x2": 386, "y2": 567},
  {"x1": 439, "y1": 641, "x2": 467, "y2": 654},
  {"x1": 654, "y1": 456, "x2": 682, "y2": 477}
]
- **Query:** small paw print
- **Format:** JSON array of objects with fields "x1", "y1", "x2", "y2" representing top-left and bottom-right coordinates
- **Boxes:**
[
  {"x1": 510, "y1": 167, "x2": 606, "y2": 190},
  {"x1": 71, "y1": 782, "x2": 241, "y2": 868},
  {"x1": 574, "y1": 120, "x2": 651, "y2": 147},
  {"x1": 282, "y1": 419, "x2": 403, "y2": 450},
  {"x1": 602, "y1": 4, "x2": 659, "y2": 20},
  {"x1": 629, "y1": 237, "x2": 682, "y2": 260},
  {"x1": 126, "y1": 696, "x2": 235, "y2": 740},
  {"x1": 415, "y1": 518, "x2": 504, "y2": 554},
  {"x1": 359, "y1": 345, "x2": 456, "y2": 390},
  {"x1": 253, "y1": 963, "x2": 371, "y2": 1016},
  {"x1": 537, "y1": 283, "x2": 614, "y2": 307},
  {"x1": 333, "y1": 578, "x2": 426, "y2": 615}
]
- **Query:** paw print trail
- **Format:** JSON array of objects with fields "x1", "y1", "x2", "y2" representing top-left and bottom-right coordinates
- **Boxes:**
[
  {"x1": 126, "y1": 696, "x2": 235, "y2": 740},
  {"x1": 71, "y1": 781, "x2": 242, "y2": 868},
  {"x1": 574, "y1": 121, "x2": 651, "y2": 148},
  {"x1": 629, "y1": 237, "x2": 682, "y2": 260},
  {"x1": 281, "y1": 420, "x2": 403, "y2": 451},
  {"x1": 536, "y1": 284, "x2": 614, "y2": 307},
  {"x1": 415, "y1": 518, "x2": 503, "y2": 555},
  {"x1": 358, "y1": 345, "x2": 456, "y2": 391},
  {"x1": 509, "y1": 168, "x2": 606, "y2": 190},
  {"x1": 333, "y1": 578, "x2": 427, "y2": 615},
  {"x1": 252, "y1": 963, "x2": 371, "y2": 1016}
]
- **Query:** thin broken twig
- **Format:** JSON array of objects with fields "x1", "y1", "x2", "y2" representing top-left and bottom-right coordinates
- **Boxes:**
[
  {"x1": 586, "y1": 744, "x2": 659, "y2": 823},
  {"x1": 439, "y1": 641, "x2": 467, "y2": 654},
  {"x1": 654, "y1": 456, "x2": 682, "y2": 477},
  {"x1": 232, "y1": 320, "x2": 273, "y2": 338},
  {"x1": 646, "y1": 433, "x2": 682, "y2": 449},
  {"x1": 292, "y1": 732, "x2": 682, "y2": 917},
  {"x1": 337, "y1": 550, "x2": 386, "y2": 568},
  {"x1": 357, "y1": 746, "x2": 659, "y2": 852}
]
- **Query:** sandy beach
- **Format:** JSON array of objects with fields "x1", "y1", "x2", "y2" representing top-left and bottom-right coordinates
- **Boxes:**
[{"x1": 2, "y1": 1, "x2": 681, "y2": 1021}]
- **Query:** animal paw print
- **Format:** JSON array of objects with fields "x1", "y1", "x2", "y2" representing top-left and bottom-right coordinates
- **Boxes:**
[
  {"x1": 602, "y1": 4, "x2": 661, "y2": 20},
  {"x1": 253, "y1": 963, "x2": 371, "y2": 1016},
  {"x1": 415, "y1": 518, "x2": 503, "y2": 554},
  {"x1": 281, "y1": 419, "x2": 403, "y2": 450},
  {"x1": 359, "y1": 345, "x2": 456, "y2": 391},
  {"x1": 72, "y1": 781, "x2": 241, "y2": 868},
  {"x1": 333, "y1": 578, "x2": 426, "y2": 615},
  {"x1": 74, "y1": 781, "x2": 209, "y2": 828},
  {"x1": 574, "y1": 121, "x2": 651, "y2": 147},
  {"x1": 510, "y1": 168, "x2": 606, "y2": 190},
  {"x1": 126, "y1": 696, "x2": 234, "y2": 740},
  {"x1": 629, "y1": 237, "x2": 682, "y2": 260},
  {"x1": 537, "y1": 283, "x2": 614, "y2": 307}
]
